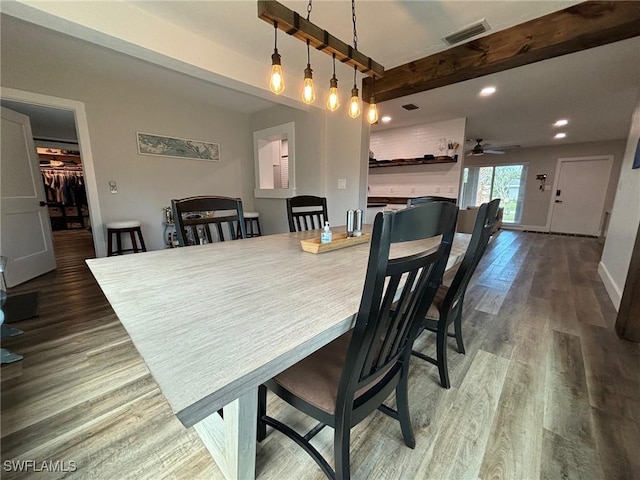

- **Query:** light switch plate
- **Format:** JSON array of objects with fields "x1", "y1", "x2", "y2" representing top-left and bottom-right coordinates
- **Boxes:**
[
  {"x1": 337, "y1": 178, "x2": 347, "y2": 190},
  {"x1": 109, "y1": 181, "x2": 118, "y2": 194}
]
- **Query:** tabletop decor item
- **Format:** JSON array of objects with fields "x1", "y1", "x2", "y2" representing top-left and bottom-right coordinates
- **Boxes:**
[{"x1": 300, "y1": 232, "x2": 371, "y2": 254}]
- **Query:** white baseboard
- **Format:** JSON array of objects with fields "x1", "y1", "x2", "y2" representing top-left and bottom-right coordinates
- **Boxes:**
[
  {"x1": 598, "y1": 261, "x2": 622, "y2": 311},
  {"x1": 501, "y1": 224, "x2": 548, "y2": 232}
]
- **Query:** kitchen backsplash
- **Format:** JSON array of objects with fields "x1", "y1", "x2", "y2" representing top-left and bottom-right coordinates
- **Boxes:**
[
  {"x1": 369, "y1": 117, "x2": 466, "y2": 199},
  {"x1": 369, "y1": 118, "x2": 465, "y2": 160}
]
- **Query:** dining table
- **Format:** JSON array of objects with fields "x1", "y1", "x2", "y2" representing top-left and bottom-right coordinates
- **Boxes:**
[{"x1": 86, "y1": 225, "x2": 470, "y2": 480}]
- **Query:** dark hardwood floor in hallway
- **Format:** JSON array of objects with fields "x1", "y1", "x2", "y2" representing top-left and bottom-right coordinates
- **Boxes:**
[{"x1": 1, "y1": 229, "x2": 639, "y2": 479}]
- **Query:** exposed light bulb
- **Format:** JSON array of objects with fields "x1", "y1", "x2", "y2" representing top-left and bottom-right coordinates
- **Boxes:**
[
  {"x1": 302, "y1": 64, "x2": 315, "y2": 104},
  {"x1": 327, "y1": 75, "x2": 339, "y2": 112},
  {"x1": 367, "y1": 98, "x2": 378, "y2": 124},
  {"x1": 270, "y1": 49, "x2": 284, "y2": 95},
  {"x1": 349, "y1": 86, "x2": 361, "y2": 119}
]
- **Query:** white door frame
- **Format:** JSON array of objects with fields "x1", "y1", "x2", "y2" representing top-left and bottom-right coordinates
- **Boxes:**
[
  {"x1": 1, "y1": 87, "x2": 106, "y2": 257},
  {"x1": 544, "y1": 155, "x2": 614, "y2": 234}
]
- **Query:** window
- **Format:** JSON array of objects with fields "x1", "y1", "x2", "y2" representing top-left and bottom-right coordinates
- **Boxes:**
[
  {"x1": 461, "y1": 164, "x2": 528, "y2": 224},
  {"x1": 254, "y1": 122, "x2": 295, "y2": 198}
]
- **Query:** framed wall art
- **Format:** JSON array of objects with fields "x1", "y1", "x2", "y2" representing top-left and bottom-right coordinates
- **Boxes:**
[{"x1": 137, "y1": 132, "x2": 220, "y2": 162}]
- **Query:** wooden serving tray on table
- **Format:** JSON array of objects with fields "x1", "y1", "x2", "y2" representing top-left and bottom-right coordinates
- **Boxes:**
[{"x1": 300, "y1": 232, "x2": 371, "y2": 254}]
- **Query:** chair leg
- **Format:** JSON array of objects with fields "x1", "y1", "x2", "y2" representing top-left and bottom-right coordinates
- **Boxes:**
[
  {"x1": 436, "y1": 320, "x2": 451, "y2": 389},
  {"x1": 116, "y1": 230, "x2": 123, "y2": 255},
  {"x1": 107, "y1": 229, "x2": 114, "y2": 256},
  {"x1": 257, "y1": 385, "x2": 267, "y2": 442},
  {"x1": 129, "y1": 229, "x2": 139, "y2": 253},
  {"x1": 136, "y1": 227, "x2": 147, "y2": 252},
  {"x1": 334, "y1": 415, "x2": 352, "y2": 480},
  {"x1": 396, "y1": 362, "x2": 416, "y2": 449},
  {"x1": 453, "y1": 306, "x2": 465, "y2": 354}
]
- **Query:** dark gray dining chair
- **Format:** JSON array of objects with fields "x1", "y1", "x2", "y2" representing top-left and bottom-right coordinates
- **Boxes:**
[
  {"x1": 171, "y1": 196, "x2": 246, "y2": 246},
  {"x1": 286, "y1": 195, "x2": 328, "y2": 232},
  {"x1": 258, "y1": 201, "x2": 458, "y2": 480},
  {"x1": 412, "y1": 198, "x2": 501, "y2": 388},
  {"x1": 407, "y1": 195, "x2": 457, "y2": 207}
]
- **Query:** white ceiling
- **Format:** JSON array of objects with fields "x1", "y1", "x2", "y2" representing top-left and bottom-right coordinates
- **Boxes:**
[{"x1": 4, "y1": 1, "x2": 639, "y2": 150}]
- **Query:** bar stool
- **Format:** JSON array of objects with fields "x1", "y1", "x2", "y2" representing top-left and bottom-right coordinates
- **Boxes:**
[
  {"x1": 106, "y1": 220, "x2": 147, "y2": 256},
  {"x1": 243, "y1": 211, "x2": 262, "y2": 237}
]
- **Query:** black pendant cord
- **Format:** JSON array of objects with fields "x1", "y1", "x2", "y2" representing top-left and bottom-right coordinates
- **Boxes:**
[
  {"x1": 306, "y1": 0, "x2": 312, "y2": 66},
  {"x1": 352, "y1": 0, "x2": 358, "y2": 87},
  {"x1": 273, "y1": 21, "x2": 278, "y2": 49}
]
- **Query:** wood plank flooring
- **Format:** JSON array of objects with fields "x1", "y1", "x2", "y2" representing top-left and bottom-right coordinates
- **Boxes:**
[{"x1": 2, "y1": 229, "x2": 639, "y2": 479}]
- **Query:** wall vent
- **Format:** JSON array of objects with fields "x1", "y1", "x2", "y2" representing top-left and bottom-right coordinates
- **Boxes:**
[
  {"x1": 442, "y1": 19, "x2": 491, "y2": 46},
  {"x1": 401, "y1": 103, "x2": 419, "y2": 111}
]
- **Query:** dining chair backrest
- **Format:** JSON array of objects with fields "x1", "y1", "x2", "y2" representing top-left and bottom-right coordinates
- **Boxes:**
[
  {"x1": 336, "y1": 201, "x2": 458, "y2": 416},
  {"x1": 407, "y1": 196, "x2": 457, "y2": 207},
  {"x1": 441, "y1": 198, "x2": 500, "y2": 315},
  {"x1": 286, "y1": 195, "x2": 328, "y2": 232},
  {"x1": 171, "y1": 196, "x2": 246, "y2": 246}
]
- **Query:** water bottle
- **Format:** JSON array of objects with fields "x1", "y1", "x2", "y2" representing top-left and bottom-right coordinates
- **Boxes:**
[
  {"x1": 346, "y1": 210, "x2": 355, "y2": 237},
  {"x1": 354, "y1": 209, "x2": 363, "y2": 237}
]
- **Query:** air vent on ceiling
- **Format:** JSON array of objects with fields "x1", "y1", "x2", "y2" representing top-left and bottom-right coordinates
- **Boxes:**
[
  {"x1": 401, "y1": 103, "x2": 419, "y2": 111},
  {"x1": 442, "y1": 19, "x2": 491, "y2": 46}
]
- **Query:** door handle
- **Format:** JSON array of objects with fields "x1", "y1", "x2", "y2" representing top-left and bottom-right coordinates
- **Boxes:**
[
  {"x1": 39, "y1": 201, "x2": 47, "y2": 207},
  {"x1": 555, "y1": 200, "x2": 563, "y2": 203}
]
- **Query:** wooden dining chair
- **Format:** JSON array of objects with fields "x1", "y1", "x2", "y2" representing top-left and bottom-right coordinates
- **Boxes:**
[
  {"x1": 411, "y1": 198, "x2": 501, "y2": 389},
  {"x1": 407, "y1": 195, "x2": 457, "y2": 207},
  {"x1": 286, "y1": 195, "x2": 329, "y2": 232},
  {"x1": 171, "y1": 196, "x2": 246, "y2": 246},
  {"x1": 259, "y1": 201, "x2": 458, "y2": 480}
]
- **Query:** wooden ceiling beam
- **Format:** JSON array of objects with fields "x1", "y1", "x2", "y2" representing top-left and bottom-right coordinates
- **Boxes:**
[
  {"x1": 363, "y1": 1, "x2": 640, "y2": 103},
  {"x1": 258, "y1": 0, "x2": 384, "y2": 79}
]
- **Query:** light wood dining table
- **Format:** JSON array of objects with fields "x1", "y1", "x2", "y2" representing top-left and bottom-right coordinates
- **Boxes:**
[{"x1": 86, "y1": 226, "x2": 470, "y2": 480}]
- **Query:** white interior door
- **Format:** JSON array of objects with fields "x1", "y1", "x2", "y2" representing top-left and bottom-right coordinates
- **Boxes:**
[
  {"x1": 1, "y1": 107, "x2": 56, "y2": 287},
  {"x1": 550, "y1": 156, "x2": 612, "y2": 236}
]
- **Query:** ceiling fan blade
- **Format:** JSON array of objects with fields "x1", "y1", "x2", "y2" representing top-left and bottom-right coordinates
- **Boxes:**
[{"x1": 484, "y1": 149, "x2": 505, "y2": 154}]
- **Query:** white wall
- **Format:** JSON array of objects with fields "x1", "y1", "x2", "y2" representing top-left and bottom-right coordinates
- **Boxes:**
[
  {"x1": 464, "y1": 139, "x2": 626, "y2": 228},
  {"x1": 599, "y1": 98, "x2": 640, "y2": 309},
  {"x1": 368, "y1": 118, "x2": 466, "y2": 199},
  {"x1": 1, "y1": 15, "x2": 255, "y2": 252},
  {"x1": 250, "y1": 105, "x2": 367, "y2": 234}
]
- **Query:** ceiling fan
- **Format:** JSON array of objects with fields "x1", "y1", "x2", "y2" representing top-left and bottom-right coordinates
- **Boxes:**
[{"x1": 466, "y1": 138, "x2": 510, "y2": 155}]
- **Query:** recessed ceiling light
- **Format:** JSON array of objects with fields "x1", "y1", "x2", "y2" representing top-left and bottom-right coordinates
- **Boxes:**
[
  {"x1": 554, "y1": 119, "x2": 569, "y2": 127},
  {"x1": 381, "y1": 116, "x2": 392, "y2": 123},
  {"x1": 480, "y1": 86, "x2": 496, "y2": 96},
  {"x1": 554, "y1": 133, "x2": 567, "y2": 139}
]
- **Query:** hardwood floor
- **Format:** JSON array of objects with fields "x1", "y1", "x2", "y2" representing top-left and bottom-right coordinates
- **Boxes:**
[{"x1": 2, "y1": 229, "x2": 639, "y2": 479}]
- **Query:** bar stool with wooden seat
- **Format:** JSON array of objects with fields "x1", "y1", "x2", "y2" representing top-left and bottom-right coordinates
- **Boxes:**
[{"x1": 106, "y1": 220, "x2": 147, "y2": 256}]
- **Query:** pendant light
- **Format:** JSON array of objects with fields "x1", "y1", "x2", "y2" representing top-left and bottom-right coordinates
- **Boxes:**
[
  {"x1": 302, "y1": 40, "x2": 315, "y2": 104},
  {"x1": 348, "y1": 0, "x2": 361, "y2": 119},
  {"x1": 301, "y1": 1, "x2": 315, "y2": 104},
  {"x1": 269, "y1": 21, "x2": 285, "y2": 95},
  {"x1": 348, "y1": 66, "x2": 361, "y2": 119},
  {"x1": 367, "y1": 77, "x2": 378, "y2": 124},
  {"x1": 327, "y1": 53, "x2": 340, "y2": 112}
]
